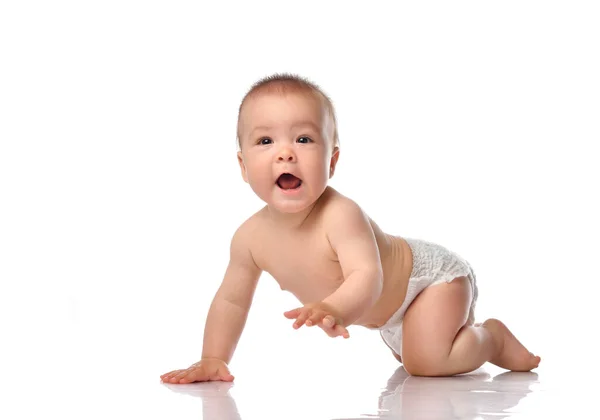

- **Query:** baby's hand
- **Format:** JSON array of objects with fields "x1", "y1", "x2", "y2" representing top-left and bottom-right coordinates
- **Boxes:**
[
  {"x1": 160, "y1": 358, "x2": 234, "y2": 384},
  {"x1": 284, "y1": 302, "x2": 350, "y2": 338}
]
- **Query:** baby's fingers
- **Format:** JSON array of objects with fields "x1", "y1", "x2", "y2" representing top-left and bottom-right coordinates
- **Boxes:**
[
  {"x1": 323, "y1": 315, "x2": 336, "y2": 328},
  {"x1": 320, "y1": 321, "x2": 350, "y2": 338},
  {"x1": 335, "y1": 324, "x2": 350, "y2": 339},
  {"x1": 177, "y1": 369, "x2": 204, "y2": 384},
  {"x1": 293, "y1": 309, "x2": 311, "y2": 329},
  {"x1": 306, "y1": 310, "x2": 326, "y2": 327},
  {"x1": 214, "y1": 367, "x2": 235, "y2": 382},
  {"x1": 284, "y1": 308, "x2": 302, "y2": 319},
  {"x1": 161, "y1": 369, "x2": 185, "y2": 382},
  {"x1": 162, "y1": 369, "x2": 192, "y2": 383},
  {"x1": 169, "y1": 369, "x2": 198, "y2": 383}
]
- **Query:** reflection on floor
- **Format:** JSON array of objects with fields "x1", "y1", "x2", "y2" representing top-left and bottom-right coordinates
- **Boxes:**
[{"x1": 163, "y1": 366, "x2": 545, "y2": 419}]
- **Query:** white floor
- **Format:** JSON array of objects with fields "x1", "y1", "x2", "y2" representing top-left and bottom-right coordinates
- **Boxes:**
[{"x1": 2, "y1": 299, "x2": 597, "y2": 420}]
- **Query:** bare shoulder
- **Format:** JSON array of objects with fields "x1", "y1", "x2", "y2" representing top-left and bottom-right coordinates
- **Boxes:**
[
  {"x1": 319, "y1": 187, "x2": 377, "y2": 250},
  {"x1": 320, "y1": 187, "x2": 371, "y2": 228},
  {"x1": 229, "y1": 207, "x2": 268, "y2": 269},
  {"x1": 232, "y1": 208, "x2": 265, "y2": 240},
  {"x1": 319, "y1": 187, "x2": 382, "y2": 274}
]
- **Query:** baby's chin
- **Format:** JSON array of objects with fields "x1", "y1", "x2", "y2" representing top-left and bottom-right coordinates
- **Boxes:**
[
  {"x1": 267, "y1": 200, "x2": 315, "y2": 214},
  {"x1": 252, "y1": 183, "x2": 328, "y2": 215}
]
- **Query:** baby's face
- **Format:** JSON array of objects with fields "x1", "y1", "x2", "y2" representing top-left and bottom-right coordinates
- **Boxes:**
[{"x1": 237, "y1": 92, "x2": 338, "y2": 214}]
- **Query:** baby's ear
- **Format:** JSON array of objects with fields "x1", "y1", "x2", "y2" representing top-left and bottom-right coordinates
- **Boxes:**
[
  {"x1": 237, "y1": 151, "x2": 249, "y2": 183},
  {"x1": 329, "y1": 147, "x2": 340, "y2": 178}
]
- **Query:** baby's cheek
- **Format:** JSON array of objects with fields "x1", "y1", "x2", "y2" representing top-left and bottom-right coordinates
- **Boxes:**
[
  {"x1": 247, "y1": 171, "x2": 271, "y2": 191},
  {"x1": 305, "y1": 165, "x2": 329, "y2": 186}
]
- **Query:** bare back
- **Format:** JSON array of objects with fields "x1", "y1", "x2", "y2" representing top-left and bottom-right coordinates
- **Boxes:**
[{"x1": 246, "y1": 187, "x2": 414, "y2": 329}]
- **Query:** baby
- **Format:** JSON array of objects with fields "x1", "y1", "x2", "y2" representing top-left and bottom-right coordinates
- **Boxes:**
[{"x1": 160, "y1": 74, "x2": 540, "y2": 383}]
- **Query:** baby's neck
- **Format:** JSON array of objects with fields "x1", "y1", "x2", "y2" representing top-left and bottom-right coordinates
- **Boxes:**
[
  {"x1": 266, "y1": 202, "x2": 318, "y2": 230},
  {"x1": 265, "y1": 186, "x2": 333, "y2": 230}
]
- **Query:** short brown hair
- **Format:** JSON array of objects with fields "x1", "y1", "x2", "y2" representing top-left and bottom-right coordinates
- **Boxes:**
[{"x1": 236, "y1": 73, "x2": 339, "y2": 150}]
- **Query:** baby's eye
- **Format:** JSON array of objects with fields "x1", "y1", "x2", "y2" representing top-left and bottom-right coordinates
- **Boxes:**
[
  {"x1": 258, "y1": 138, "x2": 272, "y2": 145},
  {"x1": 297, "y1": 136, "x2": 313, "y2": 144}
]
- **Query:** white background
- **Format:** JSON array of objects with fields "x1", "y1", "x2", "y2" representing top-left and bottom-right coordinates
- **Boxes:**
[{"x1": 1, "y1": 1, "x2": 598, "y2": 419}]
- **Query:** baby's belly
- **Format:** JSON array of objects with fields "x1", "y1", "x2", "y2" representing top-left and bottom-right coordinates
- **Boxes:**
[
  {"x1": 275, "y1": 236, "x2": 413, "y2": 329},
  {"x1": 354, "y1": 237, "x2": 413, "y2": 328},
  {"x1": 276, "y1": 270, "x2": 346, "y2": 304}
]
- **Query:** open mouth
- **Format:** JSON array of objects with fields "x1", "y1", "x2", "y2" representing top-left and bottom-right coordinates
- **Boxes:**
[{"x1": 276, "y1": 173, "x2": 303, "y2": 190}]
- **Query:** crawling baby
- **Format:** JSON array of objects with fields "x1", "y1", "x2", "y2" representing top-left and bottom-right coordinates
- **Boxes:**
[{"x1": 161, "y1": 74, "x2": 540, "y2": 383}]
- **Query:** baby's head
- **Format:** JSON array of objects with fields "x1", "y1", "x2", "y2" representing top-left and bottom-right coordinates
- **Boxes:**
[
  {"x1": 236, "y1": 74, "x2": 340, "y2": 214},
  {"x1": 236, "y1": 74, "x2": 339, "y2": 151}
]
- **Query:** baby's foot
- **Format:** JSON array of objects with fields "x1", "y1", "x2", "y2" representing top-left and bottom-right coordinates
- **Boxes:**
[{"x1": 483, "y1": 318, "x2": 541, "y2": 372}]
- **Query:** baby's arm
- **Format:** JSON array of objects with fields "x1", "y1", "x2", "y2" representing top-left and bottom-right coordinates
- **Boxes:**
[
  {"x1": 201, "y1": 222, "x2": 262, "y2": 363},
  {"x1": 321, "y1": 199, "x2": 383, "y2": 326},
  {"x1": 161, "y1": 221, "x2": 261, "y2": 383},
  {"x1": 286, "y1": 199, "x2": 383, "y2": 335}
]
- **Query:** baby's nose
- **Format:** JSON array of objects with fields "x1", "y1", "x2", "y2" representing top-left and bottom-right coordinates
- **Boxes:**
[{"x1": 277, "y1": 148, "x2": 296, "y2": 162}]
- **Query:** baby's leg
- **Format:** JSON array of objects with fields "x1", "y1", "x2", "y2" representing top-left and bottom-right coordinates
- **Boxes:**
[{"x1": 400, "y1": 276, "x2": 540, "y2": 376}]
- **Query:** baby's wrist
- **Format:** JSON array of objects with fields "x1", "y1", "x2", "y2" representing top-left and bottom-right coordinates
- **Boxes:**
[
  {"x1": 196, "y1": 356, "x2": 227, "y2": 365},
  {"x1": 319, "y1": 300, "x2": 349, "y2": 325}
]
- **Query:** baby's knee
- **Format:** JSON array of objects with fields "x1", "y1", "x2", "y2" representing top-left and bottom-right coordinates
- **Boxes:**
[
  {"x1": 403, "y1": 361, "x2": 447, "y2": 377},
  {"x1": 402, "y1": 352, "x2": 449, "y2": 377}
]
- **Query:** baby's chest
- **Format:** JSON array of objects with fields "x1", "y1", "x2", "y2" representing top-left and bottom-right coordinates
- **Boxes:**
[{"x1": 256, "y1": 237, "x2": 344, "y2": 298}]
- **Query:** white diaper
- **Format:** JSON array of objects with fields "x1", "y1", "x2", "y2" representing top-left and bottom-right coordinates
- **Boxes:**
[{"x1": 378, "y1": 238, "x2": 479, "y2": 357}]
